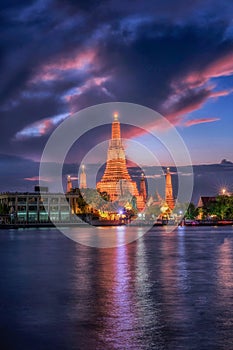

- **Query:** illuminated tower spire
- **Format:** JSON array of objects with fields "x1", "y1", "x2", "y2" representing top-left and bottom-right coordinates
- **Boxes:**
[
  {"x1": 79, "y1": 164, "x2": 87, "y2": 189},
  {"x1": 165, "y1": 167, "x2": 175, "y2": 210},
  {"x1": 96, "y1": 113, "x2": 145, "y2": 210},
  {"x1": 66, "y1": 175, "x2": 72, "y2": 193},
  {"x1": 139, "y1": 173, "x2": 147, "y2": 202},
  {"x1": 112, "y1": 112, "x2": 121, "y2": 139}
]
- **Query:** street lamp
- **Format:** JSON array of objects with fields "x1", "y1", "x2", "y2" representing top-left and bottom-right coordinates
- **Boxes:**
[{"x1": 222, "y1": 188, "x2": 226, "y2": 195}]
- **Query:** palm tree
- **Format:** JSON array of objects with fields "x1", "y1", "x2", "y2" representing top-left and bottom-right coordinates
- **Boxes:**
[{"x1": 209, "y1": 195, "x2": 233, "y2": 220}]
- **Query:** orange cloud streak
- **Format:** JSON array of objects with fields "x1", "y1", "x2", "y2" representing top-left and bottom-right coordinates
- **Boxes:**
[
  {"x1": 31, "y1": 49, "x2": 96, "y2": 83},
  {"x1": 184, "y1": 117, "x2": 220, "y2": 127}
]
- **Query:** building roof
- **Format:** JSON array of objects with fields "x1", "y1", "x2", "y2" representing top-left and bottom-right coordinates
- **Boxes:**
[{"x1": 197, "y1": 196, "x2": 216, "y2": 208}]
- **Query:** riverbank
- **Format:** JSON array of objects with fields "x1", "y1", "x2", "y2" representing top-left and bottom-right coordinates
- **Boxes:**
[
  {"x1": 0, "y1": 222, "x2": 89, "y2": 229},
  {"x1": 1, "y1": 219, "x2": 233, "y2": 229}
]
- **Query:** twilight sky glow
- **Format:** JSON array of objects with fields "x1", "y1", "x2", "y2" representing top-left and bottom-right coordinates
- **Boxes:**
[{"x1": 0, "y1": 0, "x2": 233, "y2": 191}]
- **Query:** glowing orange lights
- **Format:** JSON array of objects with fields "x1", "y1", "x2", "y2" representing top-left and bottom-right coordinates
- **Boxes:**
[
  {"x1": 113, "y1": 112, "x2": 119, "y2": 120},
  {"x1": 165, "y1": 167, "x2": 175, "y2": 210},
  {"x1": 66, "y1": 174, "x2": 72, "y2": 193},
  {"x1": 96, "y1": 114, "x2": 146, "y2": 210}
]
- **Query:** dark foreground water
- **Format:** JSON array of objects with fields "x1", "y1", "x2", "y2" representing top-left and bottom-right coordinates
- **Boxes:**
[{"x1": 1, "y1": 226, "x2": 233, "y2": 350}]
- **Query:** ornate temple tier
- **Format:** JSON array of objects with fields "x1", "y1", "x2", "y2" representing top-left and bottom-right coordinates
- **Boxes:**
[
  {"x1": 165, "y1": 167, "x2": 175, "y2": 210},
  {"x1": 79, "y1": 164, "x2": 87, "y2": 189},
  {"x1": 96, "y1": 113, "x2": 145, "y2": 210}
]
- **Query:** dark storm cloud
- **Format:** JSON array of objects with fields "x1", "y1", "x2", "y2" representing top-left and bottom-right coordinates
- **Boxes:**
[
  {"x1": 0, "y1": 0, "x2": 233, "y2": 187},
  {"x1": 64, "y1": 19, "x2": 233, "y2": 134},
  {"x1": 0, "y1": 92, "x2": 66, "y2": 149},
  {"x1": 53, "y1": 0, "x2": 233, "y2": 24},
  {"x1": 0, "y1": 0, "x2": 95, "y2": 103}
]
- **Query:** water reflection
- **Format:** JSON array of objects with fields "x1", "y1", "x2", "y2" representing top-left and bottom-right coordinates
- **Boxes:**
[
  {"x1": 216, "y1": 233, "x2": 233, "y2": 349},
  {"x1": 135, "y1": 238, "x2": 164, "y2": 348},
  {"x1": 71, "y1": 226, "x2": 233, "y2": 349},
  {"x1": 63, "y1": 224, "x2": 147, "y2": 248},
  {"x1": 1, "y1": 227, "x2": 233, "y2": 349},
  {"x1": 177, "y1": 230, "x2": 190, "y2": 293},
  {"x1": 218, "y1": 237, "x2": 233, "y2": 293},
  {"x1": 107, "y1": 242, "x2": 139, "y2": 348}
]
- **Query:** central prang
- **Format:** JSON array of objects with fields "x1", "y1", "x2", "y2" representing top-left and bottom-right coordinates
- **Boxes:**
[{"x1": 96, "y1": 113, "x2": 146, "y2": 211}]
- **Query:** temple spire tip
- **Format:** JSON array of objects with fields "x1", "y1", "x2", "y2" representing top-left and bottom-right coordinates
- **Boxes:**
[{"x1": 113, "y1": 112, "x2": 119, "y2": 121}]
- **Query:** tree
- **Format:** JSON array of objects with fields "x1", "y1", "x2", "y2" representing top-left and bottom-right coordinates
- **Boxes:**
[
  {"x1": 210, "y1": 195, "x2": 233, "y2": 220},
  {"x1": 185, "y1": 203, "x2": 198, "y2": 220},
  {"x1": 81, "y1": 188, "x2": 113, "y2": 213}
]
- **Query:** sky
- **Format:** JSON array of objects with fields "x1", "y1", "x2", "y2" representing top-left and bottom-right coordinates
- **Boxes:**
[{"x1": 0, "y1": 0, "x2": 233, "y2": 191}]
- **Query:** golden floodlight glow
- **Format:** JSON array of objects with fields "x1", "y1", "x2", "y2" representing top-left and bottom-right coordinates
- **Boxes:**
[
  {"x1": 96, "y1": 114, "x2": 146, "y2": 210},
  {"x1": 113, "y1": 112, "x2": 119, "y2": 120}
]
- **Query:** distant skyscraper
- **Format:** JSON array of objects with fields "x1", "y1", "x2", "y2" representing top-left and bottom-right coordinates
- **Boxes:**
[
  {"x1": 96, "y1": 113, "x2": 145, "y2": 210},
  {"x1": 67, "y1": 175, "x2": 72, "y2": 193},
  {"x1": 79, "y1": 165, "x2": 87, "y2": 189},
  {"x1": 165, "y1": 167, "x2": 175, "y2": 210}
]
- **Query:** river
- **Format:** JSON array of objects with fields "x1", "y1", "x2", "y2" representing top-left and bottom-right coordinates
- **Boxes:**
[{"x1": 0, "y1": 226, "x2": 233, "y2": 350}]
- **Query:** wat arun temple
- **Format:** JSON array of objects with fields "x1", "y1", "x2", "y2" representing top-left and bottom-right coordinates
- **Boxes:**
[
  {"x1": 67, "y1": 113, "x2": 175, "y2": 216},
  {"x1": 96, "y1": 113, "x2": 174, "y2": 213},
  {"x1": 96, "y1": 113, "x2": 146, "y2": 210}
]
